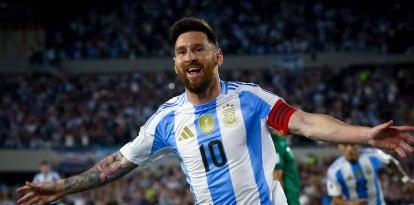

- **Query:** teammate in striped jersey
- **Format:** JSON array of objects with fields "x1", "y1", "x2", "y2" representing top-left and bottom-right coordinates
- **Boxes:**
[
  {"x1": 17, "y1": 17, "x2": 414, "y2": 205},
  {"x1": 32, "y1": 161, "x2": 60, "y2": 183},
  {"x1": 327, "y1": 144, "x2": 414, "y2": 205}
]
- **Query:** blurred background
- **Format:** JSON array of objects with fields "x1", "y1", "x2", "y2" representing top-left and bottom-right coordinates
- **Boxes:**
[{"x1": 0, "y1": 0, "x2": 413, "y2": 204}]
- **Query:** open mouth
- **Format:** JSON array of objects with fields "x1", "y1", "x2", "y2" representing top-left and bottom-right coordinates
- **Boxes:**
[{"x1": 187, "y1": 67, "x2": 202, "y2": 76}]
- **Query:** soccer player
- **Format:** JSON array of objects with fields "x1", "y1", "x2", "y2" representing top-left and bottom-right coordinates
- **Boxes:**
[
  {"x1": 16, "y1": 17, "x2": 414, "y2": 205},
  {"x1": 32, "y1": 160, "x2": 61, "y2": 183},
  {"x1": 327, "y1": 144, "x2": 414, "y2": 205},
  {"x1": 272, "y1": 131, "x2": 300, "y2": 205}
]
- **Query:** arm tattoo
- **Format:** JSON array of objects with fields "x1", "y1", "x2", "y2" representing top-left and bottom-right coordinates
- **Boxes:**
[{"x1": 63, "y1": 151, "x2": 137, "y2": 194}]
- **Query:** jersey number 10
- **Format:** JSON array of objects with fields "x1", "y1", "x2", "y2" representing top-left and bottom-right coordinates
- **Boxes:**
[{"x1": 199, "y1": 140, "x2": 228, "y2": 172}]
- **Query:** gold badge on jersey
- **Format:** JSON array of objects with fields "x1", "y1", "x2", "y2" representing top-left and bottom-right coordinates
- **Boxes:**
[
  {"x1": 355, "y1": 171, "x2": 362, "y2": 178},
  {"x1": 199, "y1": 114, "x2": 214, "y2": 135},
  {"x1": 222, "y1": 104, "x2": 239, "y2": 127}
]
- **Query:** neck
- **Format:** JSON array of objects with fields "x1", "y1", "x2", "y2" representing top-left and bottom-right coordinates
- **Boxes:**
[{"x1": 186, "y1": 77, "x2": 221, "y2": 105}]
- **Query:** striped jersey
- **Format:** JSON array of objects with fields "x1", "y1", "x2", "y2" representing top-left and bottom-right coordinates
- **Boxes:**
[
  {"x1": 120, "y1": 80, "x2": 296, "y2": 205},
  {"x1": 32, "y1": 171, "x2": 60, "y2": 183},
  {"x1": 327, "y1": 148, "x2": 391, "y2": 205}
]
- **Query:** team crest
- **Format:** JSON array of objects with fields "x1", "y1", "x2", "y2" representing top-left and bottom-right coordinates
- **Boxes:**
[
  {"x1": 222, "y1": 104, "x2": 239, "y2": 127},
  {"x1": 199, "y1": 114, "x2": 214, "y2": 135},
  {"x1": 355, "y1": 171, "x2": 362, "y2": 178}
]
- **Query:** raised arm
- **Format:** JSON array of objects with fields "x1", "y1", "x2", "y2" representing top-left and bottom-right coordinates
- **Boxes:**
[
  {"x1": 384, "y1": 156, "x2": 414, "y2": 191},
  {"x1": 288, "y1": 110, "x2": 414, "y2": 158},
  {"x1": 17, "y1": 151, "x2": 137, "y2": 205}
]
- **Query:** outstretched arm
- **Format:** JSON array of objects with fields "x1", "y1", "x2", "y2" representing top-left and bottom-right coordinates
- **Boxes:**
[
  {"x1": 17, "y1": 151, "x2": 138, "y2": 205},
  {"x1": 384, "y1": 156, "x2": 414, "y2": 191},
  {"x1": 288, "y1": 110, "x2": 414, "y2": 158}
]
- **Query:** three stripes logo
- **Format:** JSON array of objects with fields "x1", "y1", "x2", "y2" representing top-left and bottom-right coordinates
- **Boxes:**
[{"x1": 178, "y1": 127, "x2": 195, "y2": 141}]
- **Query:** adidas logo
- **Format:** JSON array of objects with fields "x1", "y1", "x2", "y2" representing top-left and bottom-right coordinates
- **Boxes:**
[{"x1": 178, "y1": 127, "x2": 195, "y2": 141}]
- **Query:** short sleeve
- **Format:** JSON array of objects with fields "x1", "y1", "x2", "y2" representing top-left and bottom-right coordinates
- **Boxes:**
[
  {"x1": 120, "y1": 127, "x2": 155, "y2": 165},
  {"x1": 327, "y1": 176, "x2": 342, "y2": 196},
  {"x1": 326, "y1": 160, "x2": 345, "y2": 197},
  {"x1": 120, "y1": 108, "x2": 174, "y2": 166},
  {"x1": 363, "y1": 148, "x2": 392, "y2": 168},
  {"x1": 372, "y1": 149, "x2": 392, "y2": 165}
]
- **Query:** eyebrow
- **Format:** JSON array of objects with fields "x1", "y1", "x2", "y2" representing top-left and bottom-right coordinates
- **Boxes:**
[{"x1": 175, "y1": 43, "x2": 205, "y2": 51}]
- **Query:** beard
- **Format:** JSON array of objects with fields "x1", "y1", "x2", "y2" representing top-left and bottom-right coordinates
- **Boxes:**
[{"x1": 177, "y1": 63, "x2": 216, "y2": 94}]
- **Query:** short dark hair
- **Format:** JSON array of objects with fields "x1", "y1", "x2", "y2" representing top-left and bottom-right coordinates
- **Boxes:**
[
  {"x1": 40, "y1": 160, "x2": 49, "y2": 166},
  {"x1": 169, "y1": 17, "x2": 218, "y2": 48}
]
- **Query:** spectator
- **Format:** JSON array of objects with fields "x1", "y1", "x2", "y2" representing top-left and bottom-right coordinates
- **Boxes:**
[{"x1": 33, "y1": 160, "x2": 60, "y2": 183}]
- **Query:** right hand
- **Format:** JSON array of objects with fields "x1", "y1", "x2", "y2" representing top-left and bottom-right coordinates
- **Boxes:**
[{"x1": 16, "y1": 181, "x2": 66, "y2": 205}]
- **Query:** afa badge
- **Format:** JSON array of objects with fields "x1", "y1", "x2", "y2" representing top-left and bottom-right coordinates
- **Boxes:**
[{"x1": 222, "y1": 104, "x2": 239, "y2": 127}]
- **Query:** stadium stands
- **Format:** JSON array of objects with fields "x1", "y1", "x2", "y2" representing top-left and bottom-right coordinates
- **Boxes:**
[
  {"x1": 0, "y1": 66, "x2": 413, "y2": 149},
  {"x1": 1, "y1": 0, "x2": 414, "y2": 61}
]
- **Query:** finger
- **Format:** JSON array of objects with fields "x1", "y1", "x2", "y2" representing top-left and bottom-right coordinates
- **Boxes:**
[
  {"x1": 400, "y1": 134, "x2": 414, "y2": 144},
  {"x1": 395, "y1": 147, "x2": 407, "y2": 159},
  {"x1": 25, "y1": 181, "x2": 39, "y2": 188},
  {"x1": 377, "y1": 120, "x2": 393, "y2": 130},
  {"x1": 16, "y1": 185, "x2": 31, "y2": 193},
  {"x1": 17, "y1": 191, "x2": 35, "y2": 204},
  {"x1": 391, "y1": 126, "x2": 414, "y2": 133},
  {"x1": 399, "y1": 140, "x2": 414, "y2": 154},
  {"x1": 25, "y1": 195, "x2": 40, "y2": 205}
]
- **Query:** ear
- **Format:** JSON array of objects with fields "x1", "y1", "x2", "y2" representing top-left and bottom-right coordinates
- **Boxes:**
[
  {"x1": 216, "y1": 48, "x2": 223, "y2": 66},
  {"x1": 174, "y1": 66, "x2": 178, "y2": 74},
  {"x1": 173, "y1": 57, "x2": 178, "y2": 74}
]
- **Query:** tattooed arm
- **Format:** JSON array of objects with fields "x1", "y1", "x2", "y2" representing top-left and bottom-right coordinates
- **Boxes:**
[
  {"x1": 63, "y1": 151, "x2": 137, "y2": 193},
  {"x1": 16, "y1": 151, "x2": 137, "y2": 205}
]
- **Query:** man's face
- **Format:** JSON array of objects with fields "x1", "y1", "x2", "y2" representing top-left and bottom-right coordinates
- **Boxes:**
[
  {"x1": 173, "y1": 31, "x2": 222, "y2": 94},
  {"x1": 40, "y1": 164, "x2": 50, "y2": 174},
  {"x1": 338, "y1": 144, "x2": 360, "y2": 163}
]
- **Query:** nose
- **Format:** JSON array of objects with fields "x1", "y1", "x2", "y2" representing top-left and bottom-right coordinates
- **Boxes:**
[{"x1": 185, "y1": 51, "x2": 197, "y2": 63}]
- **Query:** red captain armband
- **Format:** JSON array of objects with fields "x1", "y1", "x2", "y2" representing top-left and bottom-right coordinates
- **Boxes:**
[{"x1": 267, "y1": 100, "x2": 297, "y2": 135}]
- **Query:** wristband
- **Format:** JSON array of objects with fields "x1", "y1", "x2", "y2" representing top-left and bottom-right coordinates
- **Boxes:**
[{"x1": 401, "y1": 176, "x2": 410, "y2": 183}]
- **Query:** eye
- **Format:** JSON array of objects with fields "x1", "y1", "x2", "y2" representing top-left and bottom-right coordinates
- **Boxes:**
[
  {"x1": 195, "y1": 47, "x2": 204, "y2": 52},
  {"x1": 175, "y1": 49, "x2": 186, "y2": 56}
]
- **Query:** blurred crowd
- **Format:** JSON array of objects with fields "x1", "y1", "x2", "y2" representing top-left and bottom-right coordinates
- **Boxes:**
[
  {"x1": 1, "y1": 66, "x2": 413, "y2": 149},
  {"x1": 2, "y1": 153, "x2": 413, "y2": 205},
  {"x1": 4, "y1": 0, "x2": 412, "y2": 63},
  {"x1": 53, "y1": 0, "x2": 414, "y2": 58},
  {"x1": 0, "y1": 71, "x2": 181, "y2": 148}
]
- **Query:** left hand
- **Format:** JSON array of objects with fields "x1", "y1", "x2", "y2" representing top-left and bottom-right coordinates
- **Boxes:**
[{"x1": 367, "y1": 120, "x2": 414, "y2": 158}]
